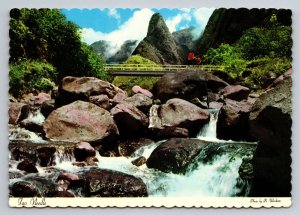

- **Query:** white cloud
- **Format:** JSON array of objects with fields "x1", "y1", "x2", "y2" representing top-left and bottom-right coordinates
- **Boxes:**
[
  {"x1": 81, "y1": 8, "x2": 155, "y2": 58},
  {"x1": 108, "y1": 8, "x2": 120, "y2": 20},
  {"x1": 80, "y1": 8, "x2": 215, "y2": 57},
  {"x1": 80, "y1": 28, "x2": 105, "y2": 45},
  {"x1": 166, "y1": 13, "x2": 192, "y2": 33}
]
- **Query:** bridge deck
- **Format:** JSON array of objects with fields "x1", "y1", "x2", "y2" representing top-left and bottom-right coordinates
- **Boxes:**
[{"x1": 104, "y1": 64, "x2": 226, "y2": 76}]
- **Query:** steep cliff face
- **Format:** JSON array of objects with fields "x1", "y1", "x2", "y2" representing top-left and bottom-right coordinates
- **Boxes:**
[
  {"x1": 90, "y1": 40, "x2": 109, "y2": 58},
  {"x1": 107, "y1": 40, "x2": 138, "y2": 63},
  {"x1": 91, "y1": 40, "x2": 138, "y2": 63},
  {"x1": 172, "y1": 27, "x2": 195, "y2": 62},
  {"x1": 132, "y1": 13, "x2": 184, "y2": 65},
  {"x1": 195, "y1": 8, "x2": 292, "y2": 56},
  {"x1": 172, "y1": 27, "x2": 194, "y2": 50}
]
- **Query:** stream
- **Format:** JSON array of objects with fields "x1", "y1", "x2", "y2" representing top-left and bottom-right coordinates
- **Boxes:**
[{"x1": 9, "y1": 109, "x2": 256, "y2": 197}]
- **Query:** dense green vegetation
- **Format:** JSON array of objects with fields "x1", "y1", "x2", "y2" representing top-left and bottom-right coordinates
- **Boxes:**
[
  {"x1": 202, "y1": 18, "x2": 292, "y2": 90},
  {"x1": 112, "y1": 55, "x2": 161, "y2": 95},
  {"x1": 9, "y1": 60, "x2": 57, "y2": 97},
  {"x1": 9, "y1": 8, "x2": 107, "y2": 97}
]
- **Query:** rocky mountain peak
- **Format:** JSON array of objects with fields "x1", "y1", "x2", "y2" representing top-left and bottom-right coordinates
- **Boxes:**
[
  {"x1": 132, "y1": 13, "x2": 184, "y2": 65},
  {"x1": 147, "y1": 13, "x2": 169, "y2": 37}
]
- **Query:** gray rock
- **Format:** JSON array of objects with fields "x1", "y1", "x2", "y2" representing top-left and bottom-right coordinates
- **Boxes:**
[
  {"x1": 74, "y1": 142, "x2": 96, "y2": 162},
  {"x1": 56, "y1": 76, "x2": 127, "y2": 106},
  {"x1": 111, "y1": 102, "x2": 149, "y2": 138},
  {"x1": 84, "y1": 170, "x2": 148, "y2": 197},
  {"x1": 149, "y1": 99, "x2": 210, "y2": 137},
  {"x1": 9, "y1": 102, "x2": 29, "y2": 124},
  {"x1": 43, "y1": 101, "x2": 119, "y2": 144},
  {"x1": 152, "y1": 71, "x2": 229, "y2": 103},
  {"x1": 131, "y1": 156, "x2": 147, "y2": 167},
  {"x1": 219, "y1": 85, "x2": 250, "y2": 101},
  {"x1": 249, "y1": 77, "x2": 292, "y2": 197},
  {"x1": 146, "y1": 138, "x2": 209, "y2": 174},
  {"x1": 217, "y1": 98, "x2": 254, "y2": 141},
  {"x1": 88, "y1": 95, "x2": 111, "y2": 110},
  {"x1": 125, "y1": 93, "x2": 153, "y2": 113}
]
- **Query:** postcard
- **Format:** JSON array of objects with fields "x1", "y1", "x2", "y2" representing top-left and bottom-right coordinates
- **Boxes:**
[{"x1": 8, "y1": 8, "x2": 292, "y2": 207}]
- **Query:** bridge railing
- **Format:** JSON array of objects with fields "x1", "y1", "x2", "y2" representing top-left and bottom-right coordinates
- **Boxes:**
[{"x1": 104, "y1": 64, "x2": 227, "y2": 72}]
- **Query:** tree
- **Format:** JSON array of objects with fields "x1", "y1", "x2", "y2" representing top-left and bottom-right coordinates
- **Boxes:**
[
  {"x1": 203, "y1": 43, "x2": 247, "y2": 78},
  {"x1": 9, "y1": 8, "x2": 107, "y2": 81},
  {"x1": 236, "y1": 25, "x2": 292, "y2": 60}
]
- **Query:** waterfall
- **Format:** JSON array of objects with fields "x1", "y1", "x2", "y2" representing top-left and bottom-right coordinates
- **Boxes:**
[
  {"x1": 9, "y1": 107, "x2": 255, "y2": 198},
  {"x1": 197, "y1": 109, "x2": 219, "y2": 140},
  {"x1": 27, "y1": 108, "x2": 45, "y2": 125},
  {"x1": 9, "y1": 125, "x2": 46, "y2": 143}
]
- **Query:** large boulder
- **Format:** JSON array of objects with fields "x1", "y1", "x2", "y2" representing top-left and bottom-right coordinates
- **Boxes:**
[
  {"x1": 83, "y1": 170, "x2": 148, "y2": 197},
  {"x1": 124, "y1": 93, "x2": 153, "y2": 113},
  {"x1": 43, "y1": 101, "x2": 119, "y2": 144},
  {"x1": 10, "y1": 181, "x2": 40, "y2": 197},
  {"x1": 56, "y1": 76, "x2": 127, "y2": 106},
  {"x1": 10, "y1": 177, "x2": 57, "y2": 197},
  {"x1": 146, "y1": 138, "x2": 209, "y2": 174},
  {"x1": 152, "y1": 71, "x2": 229, "y2": 102},
  {"x1": 219, "y1": 85, "x2": 250, "y2": 101},
  {"x1": 110, "y1": 102, "x2": 149, "y2": 138},
  {"x1": 8, "y1": 102, "x2": 29, "y2": 124},
  {"x1": 217, "y1": 98, "x2": 255, "y2": 141},
  {"x1": 249, "y1": 77, "x2": 292, "y2": 197},
  {"x1": 149, "y1": 98, "x2": 210, "y2": 137}
]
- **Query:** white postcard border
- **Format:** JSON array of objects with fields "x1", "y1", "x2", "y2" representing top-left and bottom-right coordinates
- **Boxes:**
[{"x1": 9, "y1": 197, "x2": 292, "y2": 208}]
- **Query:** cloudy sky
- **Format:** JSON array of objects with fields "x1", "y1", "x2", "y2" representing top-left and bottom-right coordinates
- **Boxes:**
[{"x1": 61, "y1": 8, "x2": 215, "y2": 56}]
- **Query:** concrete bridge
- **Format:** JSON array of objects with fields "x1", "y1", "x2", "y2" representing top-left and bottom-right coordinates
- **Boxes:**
[{"x1": 104, "y1": 64, "x2": 227, "y2": 76}]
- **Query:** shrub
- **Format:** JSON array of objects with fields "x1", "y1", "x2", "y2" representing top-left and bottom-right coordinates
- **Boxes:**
[
  {"x1": 202, "y1": 24, "x2": 292, "y2": 90},
  {"x1": 9, "y1": 60, "x2": 57, "y2": 97},
  {"x1": 203, "y1": 43, "x2": 247, "y2": 79},
  {"x1": 244, "y1": 57, "x2": 292, "y2": 89}
]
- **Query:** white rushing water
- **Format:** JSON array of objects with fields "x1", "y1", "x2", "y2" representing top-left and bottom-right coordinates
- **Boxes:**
[
  {"x1": 27, "y1": 109, "x2": 45, "y2": 125},
  {"x1": 9, "y1": 108, "x2": 253, "y2": 197},
  {"x1": 9, "y1": 125, "x2": 46, "y2": 143},
  {"x1": 197, "y1": 109, "x2": 219, "y2": 140},
  {"x1": 50, "y1": 141, "x2": 250, "y2": 197},
  {"x1": 9, "y1": 108, "x2": 46, "y2": 143}
]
